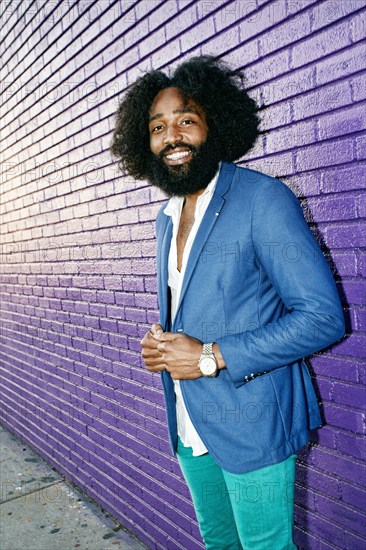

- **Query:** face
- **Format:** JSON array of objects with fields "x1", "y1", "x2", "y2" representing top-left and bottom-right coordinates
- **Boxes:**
[
  {"x1": 146, "y1": 87, "x2": 221, "y2": 197},
  {"x1": 149, "y1": 87, "x2": 208, "y2": 172}
]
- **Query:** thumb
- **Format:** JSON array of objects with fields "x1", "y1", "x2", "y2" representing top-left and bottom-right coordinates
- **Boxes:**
[{"x1": 150, "y1": 324, "x2": 163, "y2": 339}]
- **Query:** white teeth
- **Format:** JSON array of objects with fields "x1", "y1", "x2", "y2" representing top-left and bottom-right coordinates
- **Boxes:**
[{"x1": 166, "y1": 151, "x2": 190, "y2": 160}]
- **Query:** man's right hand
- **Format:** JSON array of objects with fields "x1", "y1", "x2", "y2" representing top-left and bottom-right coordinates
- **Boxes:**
[{"x1": 140, "y1": 324, "x2": 166, "y2": 372}]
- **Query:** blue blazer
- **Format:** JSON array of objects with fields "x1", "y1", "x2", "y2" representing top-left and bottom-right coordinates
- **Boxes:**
[{"x1": 156, "y1": 162, "x2": 344, "y2": 473}]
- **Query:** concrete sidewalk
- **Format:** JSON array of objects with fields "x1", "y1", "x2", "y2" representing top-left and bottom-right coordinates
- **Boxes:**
[{"x1": 0, "y1": 425, "x2": 148, "y2": 550}]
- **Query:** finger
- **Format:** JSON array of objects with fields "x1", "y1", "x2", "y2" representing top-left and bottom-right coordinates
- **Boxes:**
[
  {"x1": 141, "y1": 348, "x2": 162, "y2": 359},
  {"x1": 141, "y1": 330, "x2": 157, "y2": 347},
  {"x1": 158, "y1": 332, "x2": 177, "y2": 342},
  {"x1": 157, "y1": 341, "x2": 171, "y2": 353},
  {"x1": 141, "y1": 332, "x2": 162, "y2": 348},
  {"x1": 141, "y1": 341, "x2": 161, "y2": 353},
  {"x1": 142, "y1": 356, "x2": 166, "y2": 370},
  {"x1": 148, "y1": 367, "x2": 166, "y2": 373},
  {"x1": 142, "y1": 355, "x2": 166, "y2": 368},
  {"x1": 145, "y1": 363, "x2": 166, "y2": 372}
]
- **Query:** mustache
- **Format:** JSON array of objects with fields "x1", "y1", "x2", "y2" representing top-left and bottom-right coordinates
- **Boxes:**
[{"x1": 158, "y1": 142, "x2": 197, "y2": 159}]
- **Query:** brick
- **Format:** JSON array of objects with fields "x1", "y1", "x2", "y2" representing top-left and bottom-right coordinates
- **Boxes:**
[
  {"x1": 115, "y1": 292, "x2": 136, "y2": 307},
  {"x1": 296, "y1": 139, "x2": 354, "y2": 172},
  {"x1": 91, "y1": 330, "x2": 109, "y2": 345},
  {"x1": 139, "y1": 27, "x2": 168, "y2": 58},
  {"x1": 260, "y1": 100, "x2": 292, "y2": 131},
  {"x1": 308, "y1": 447, "x2": 366, "y2": 487},
  {"x1": 318, "y1": 103, "x2": 366, "y2": 140},
  {"x1": 316, "y1": 494, "x2": 366, "y2": 537},
  {"x1": 147, "y1": 1, "x2": 179, "y2": 33},
  {"x1": 341, "y1": 483, "x2": 366, "y2": 513},
  {"x1": 312, "y1": 427, "x2": 338, "y2": 452},
  {"x1": 260, "y1": 11, "x2": 311, "y2": 56},
  {"x1": 291, "y1": 18, "x2": 352, "y2": 69},
  {"x1": 351, "y1": 73, "x2": 366, "y2": 102},
  {"x1": 359, "y1": 253, "x2": 366, "y2": 278},
  {"x1": 262, "y1": 65, "x2": 314, "y2": 105},
  {"x1": 180, "y1": 16, "x2": 216, "y2": 52},
  {"x1": 316, "y1": 41, "x2": 366, "y2": 86},
  {"x1": 293, "y1": 80, "x2": 353, "y2": 120},
  {"x1": 164, "y1": 4, "x2": 198, "y2": 40},
  {"x1": 332, "y1": 252, "x2": 358, "y2": 277},
  {"x1": 246, "y1": 49, "x2": 290, "y2": 86},
  {"x1": 134, "y1": 293, "x2": 159, "y2": 309},
  {"x1": 131, "y1": 258, "x2": 157, "y2": 275},
  {"x1": 321, "y1": 162, "x2": 366, "y2": 192},
  {"x1": 104, "y1": 305, "x2": 125, "y2": 319},
  {"x1": 324, "y1": 402, "x2": 364, "y2": 433},
  {"x1": 350, "y1": 8, "x2": 366, "y2": 42},
  {"x1": 307, "y1": 195, "x2": 357, "y2": 223},
  {"x1": 339, "y1": 281, "x2": 366, "y2": 306},
  {"x1": 243, "y1": 151, "x2": 295, "y2": 178},
  {"x1": 294, "y1": 507, "x2": 345, "y2": 548},
  {"x1": 356, "y1": 134, "x2": 366, "y2": 161},
  {"x1": 116, "y1": 207, "x2": 139, "y2": 225},
  {"x1": 202, "y1": 25, "x2": 241, "y2": 57},
  {"x1": 344, "y1": 531, "x2": 366, "y2": 550},
  {"x1": 130, "y1": 222, "x2": 155, "y2": 241},
  {"x1": 357, "y1": 308, "x2": 366, "y2": 332},
  {"x1": 333, "y1": 380, "x2": 366, "y2": 410},
  {"x1": 311, "y1": 0, "x2": 364, "y2": 32},
  {"x1": 116, "y1": 321, "x2": 139, "y2": 338},
  {"x1": 218, "y1": 0, "x2": 286, "y2": 34},
  {"x1": 334, "y1": 332, "x2": 366, "y2": 358},
  {"x1": 357, "y1": 364, "x2": 366, "y2": 386},
  {"x1": 266, "y1": 120, "x2": 316, "y2": 154},
  {"x1": 326, "y1": 222, "x2": 366, "y2": 248},
  {"x1": 337, "y1": 432, "x2": 366, "y2": 461}
]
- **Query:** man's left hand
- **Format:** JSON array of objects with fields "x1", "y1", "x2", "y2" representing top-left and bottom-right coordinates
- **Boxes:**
[{"x1": 154, "y1": 332, "x2": 203, "y2": 380}]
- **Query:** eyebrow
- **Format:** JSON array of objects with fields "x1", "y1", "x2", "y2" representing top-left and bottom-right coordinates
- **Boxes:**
[{"x1": 149, "y1": 107, "x2": 198, "y2": 123}]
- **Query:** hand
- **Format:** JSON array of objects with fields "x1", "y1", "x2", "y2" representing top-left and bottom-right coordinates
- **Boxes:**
[
  {"x1": 140, "y1": 324, "x2": 166, "y2": 372},
  {"x1": 155, "y1": 332, "x2": 203, "y2": 380}
]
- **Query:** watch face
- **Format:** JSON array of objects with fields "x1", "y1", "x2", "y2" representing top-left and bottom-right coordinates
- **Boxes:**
[{"x1": 199, "y1": 357, "x2": 217, "y2": 376}]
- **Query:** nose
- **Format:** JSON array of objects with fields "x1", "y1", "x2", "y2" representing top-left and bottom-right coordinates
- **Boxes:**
[{"x1": 163, "y1": 124, "x2": 182, "y2": 145}]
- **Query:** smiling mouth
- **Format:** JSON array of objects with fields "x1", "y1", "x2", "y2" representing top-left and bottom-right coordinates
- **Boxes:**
[
  {"x1": 165, "y1": 150, "x2": 191, "y2": 161},
  {"x1": 162, "y1": 148, "x2": 195, "y2": 167}
]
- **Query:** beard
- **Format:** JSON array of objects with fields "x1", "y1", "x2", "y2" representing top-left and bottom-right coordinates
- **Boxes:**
[{"x1": 145, "y1": 133, "x2": 222, "y2": 197}]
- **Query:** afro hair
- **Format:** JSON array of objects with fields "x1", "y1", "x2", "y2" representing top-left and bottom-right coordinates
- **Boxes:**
[{"x1": 110, "y1": 56, "x2": 260, "y2": 179}]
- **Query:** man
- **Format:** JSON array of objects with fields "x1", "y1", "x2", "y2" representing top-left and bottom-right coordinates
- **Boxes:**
[{"x1": 111, "y1": 57, "x2": 344, "y2": 549}]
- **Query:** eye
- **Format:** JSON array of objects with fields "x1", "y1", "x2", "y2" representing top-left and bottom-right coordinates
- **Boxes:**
[
  {"x1": 181, "y1": 119, "x2": 194, "y2": 125},
  {"x1": 151, "y1": 124, "x2": 163, "y2": 133}
]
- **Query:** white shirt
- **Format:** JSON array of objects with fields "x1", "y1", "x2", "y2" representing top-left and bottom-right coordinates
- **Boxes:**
[{"x1": 163, "y1": 169, "x2": 220, "y2": 456}]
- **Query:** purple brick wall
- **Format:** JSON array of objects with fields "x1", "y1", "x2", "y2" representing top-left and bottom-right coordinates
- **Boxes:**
[{"x1": 0, "y1": 1, "x2": 365, "y2": 548}]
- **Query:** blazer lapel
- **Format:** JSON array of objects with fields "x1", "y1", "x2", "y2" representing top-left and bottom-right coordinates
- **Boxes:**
[
  {"x1": 175, "y1": 162, "x2": 236, "y2": 316},
  {"x1": 157, "y1": 213, "x2": 172, "y2": 329}
]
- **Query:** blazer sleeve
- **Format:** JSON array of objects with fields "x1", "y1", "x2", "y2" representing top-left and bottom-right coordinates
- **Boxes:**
[{"x1": 216, "y1": 180, "x2": 345, "y2": 388}]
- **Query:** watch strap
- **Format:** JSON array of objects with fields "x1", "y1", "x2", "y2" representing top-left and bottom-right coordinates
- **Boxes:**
[{"x1": 202, "y1": 342, "x2": 213, "y2": 356}]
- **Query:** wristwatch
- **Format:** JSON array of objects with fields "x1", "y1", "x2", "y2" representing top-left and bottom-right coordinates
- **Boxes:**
[{"x1": 198, "y1": 343, "x2": 218, "y2": 377}]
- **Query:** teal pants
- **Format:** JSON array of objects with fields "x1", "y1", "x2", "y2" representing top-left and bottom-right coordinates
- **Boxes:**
[{"x1": 177, "y1": 438, "x2": 297, "y2": 550}]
